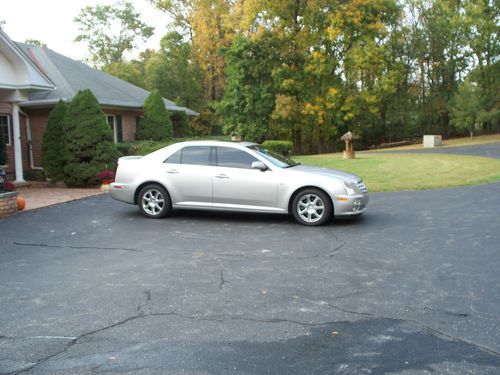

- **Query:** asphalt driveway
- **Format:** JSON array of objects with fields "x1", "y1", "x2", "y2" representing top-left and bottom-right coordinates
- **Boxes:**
[{"x1": 1, "y1": 181, "x2": 500, "y2": 374}]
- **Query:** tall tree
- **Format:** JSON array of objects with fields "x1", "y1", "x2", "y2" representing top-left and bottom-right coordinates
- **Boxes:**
[
  {"x1": 74, "y1": 1, "x2": 154, "y2": 67},
  {"x1": 144, "y1": 32, "x2": 203, "y2": 110}
]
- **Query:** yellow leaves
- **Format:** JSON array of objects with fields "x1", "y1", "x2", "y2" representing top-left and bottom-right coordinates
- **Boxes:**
[{"x1": 272, "y1": 94, "x2": 299, "y2": 120}]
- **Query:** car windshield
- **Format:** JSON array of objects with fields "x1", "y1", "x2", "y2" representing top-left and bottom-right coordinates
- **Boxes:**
[{"x1": 247, "y1": 145, "x2": 300, "y2": 168}]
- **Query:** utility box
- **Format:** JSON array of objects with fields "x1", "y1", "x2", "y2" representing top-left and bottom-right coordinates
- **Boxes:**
[{"x1": 423, "y1": 135, "x2": 442, "y2": 148}]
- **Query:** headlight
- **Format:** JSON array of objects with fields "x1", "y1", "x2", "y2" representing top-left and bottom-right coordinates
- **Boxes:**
[{"x1": 342, "y1": 180, "x2": 357, "y2": 196}]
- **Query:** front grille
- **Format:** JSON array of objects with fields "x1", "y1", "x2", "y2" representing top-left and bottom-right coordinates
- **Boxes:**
[{"x1": 357, "y1": 180, "x2": 368, "y2": 193}]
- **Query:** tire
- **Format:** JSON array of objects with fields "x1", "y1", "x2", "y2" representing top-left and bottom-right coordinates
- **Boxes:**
[
  {"x1": 291, "y1": 188, "x2": 332, "y2": 226},
  {"x1": 138, "y1": 184, "x2": 171, "y2": 219}
]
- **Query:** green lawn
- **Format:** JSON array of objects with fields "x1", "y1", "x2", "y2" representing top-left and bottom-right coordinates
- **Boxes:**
[{"x1": 293, "y1": 153, "x2": 500, "y2": 192}]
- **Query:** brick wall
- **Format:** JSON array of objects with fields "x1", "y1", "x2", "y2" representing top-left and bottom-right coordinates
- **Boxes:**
[
  {"x1": 0, "y1": 191, "x2": 18, "y2": 218},
  {"x1": 103, "y1": 108, "x2": 142, "y2": 142},
  {"x1": 24, "y1": 108, "x2": 51, "y2": 168}
]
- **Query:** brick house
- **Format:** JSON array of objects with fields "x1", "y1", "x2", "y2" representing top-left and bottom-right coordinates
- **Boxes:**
[{"x1": 0, "y1": 28, "x2": 197, "y2": 182}]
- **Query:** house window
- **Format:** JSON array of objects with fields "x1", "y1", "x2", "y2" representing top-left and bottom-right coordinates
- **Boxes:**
[
  {"x1": 0, "y1": 114, "x2": 11, "y2": 146},
  {"x1": 105, "y1": 114, "x2": 123, "y2": 143}
]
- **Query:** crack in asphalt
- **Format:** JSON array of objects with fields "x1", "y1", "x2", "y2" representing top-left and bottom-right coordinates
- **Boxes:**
[
  {"x1": 0, "y1": 239, "x2": 142, "y2": 253},
  {"x1": 8, "y1": 306, "x2": 500, "y2": 374},
  {"x1": 219, "y1": 270, "x2": 227, "y2": 290}
]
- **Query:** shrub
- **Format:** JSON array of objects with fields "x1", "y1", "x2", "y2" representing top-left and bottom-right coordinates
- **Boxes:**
[
  {"x1": 136, "y1": 89, "x2": 173, "y2": 141},
  {"x1": 41, "y1": 100, "x2": 68, "y2": 181},
  {"x1": 262, "y1": 140, "x2": 293, "y2": 156},
  {"x1": 62, "y1": 89, "x2": 120, "y2": 186},
  {"x1": 171, "y1": 111, "x2": 192, "y2": 137},
  {"x1": 116, "y1": 143, "x2": 133, "y2": 156},
  {"x1": 4, "y1": 181, "x2": 15, "y2": 191}
]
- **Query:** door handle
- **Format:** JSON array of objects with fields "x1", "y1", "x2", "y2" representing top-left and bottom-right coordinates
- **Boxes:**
[
  {"x1": 215, "y1": 174, "x2": 229, "y2": 179},
  {"x1": 166, "y1": 169, "x2": 179, "y2": 174}
]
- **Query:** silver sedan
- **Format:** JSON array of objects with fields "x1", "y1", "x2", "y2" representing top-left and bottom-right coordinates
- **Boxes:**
[{"x1": 110, "y1": 141, "x2": 369, "y2": 226}]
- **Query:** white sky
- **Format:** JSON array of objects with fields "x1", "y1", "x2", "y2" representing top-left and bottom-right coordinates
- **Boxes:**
[{"x1": 1, "y1": 0, "x2": 171, "y2": 61}]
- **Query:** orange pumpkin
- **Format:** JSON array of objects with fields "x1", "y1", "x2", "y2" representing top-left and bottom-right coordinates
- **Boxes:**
[{"x1": 17, "y1": 196, "x2": 26, "y2": 210}]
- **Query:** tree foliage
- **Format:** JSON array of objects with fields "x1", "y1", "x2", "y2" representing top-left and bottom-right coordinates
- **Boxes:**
[
  {"x1": 100, "y1": 0, "x2": 500, "y2": 151},
  {"x1": 136, "y1": 89, "x2": 174, "y2": 141},
  {"x1": 41, "y1": 100, "x2": 68, "y2": 181},
  {"x1": 74, "y1": 1, "x2": 154, "y2": 67},
  {"x1": 62, "y1": 90, "x2": 120, "y2": 185}
]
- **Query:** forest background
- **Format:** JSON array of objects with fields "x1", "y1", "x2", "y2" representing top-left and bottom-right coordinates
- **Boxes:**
[{"x1": 67, "y1": 0, "x2": 498, "y2": 153}]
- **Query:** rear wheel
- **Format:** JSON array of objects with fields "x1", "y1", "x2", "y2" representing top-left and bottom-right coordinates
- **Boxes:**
[
  {"x1": 138, "y1": 184, "x2": 171, "y2": 218},
  {"x1": 292, "y1": 189, "x2": 332, "y2": 226}
]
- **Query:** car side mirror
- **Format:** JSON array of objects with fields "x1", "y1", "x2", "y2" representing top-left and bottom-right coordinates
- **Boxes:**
[{"x1": 251, "y1": 161, "x2": 268, "y2": 171}]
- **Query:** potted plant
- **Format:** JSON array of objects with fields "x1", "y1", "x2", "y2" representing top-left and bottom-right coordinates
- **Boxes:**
[{"x1": 97, "y1": 169, "x2": 115, "y2": 192}]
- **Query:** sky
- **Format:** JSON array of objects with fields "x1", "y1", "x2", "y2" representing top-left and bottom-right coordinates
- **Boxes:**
[{"x1": 1, "y1": 0, "x2": 171, "y2": 61}]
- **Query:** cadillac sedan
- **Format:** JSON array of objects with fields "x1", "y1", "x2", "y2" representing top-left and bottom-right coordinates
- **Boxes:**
[{"x1": 110, "y1": 141, "x2": 369, "y2": 226}]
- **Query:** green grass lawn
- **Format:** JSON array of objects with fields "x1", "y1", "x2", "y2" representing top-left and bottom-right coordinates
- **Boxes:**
[{"x1": 293, "y1": 153, "x2": 500, "y2": 192}]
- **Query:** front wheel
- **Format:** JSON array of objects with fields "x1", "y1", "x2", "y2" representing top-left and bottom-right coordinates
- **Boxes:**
[
  {"x1": 138, "y1": 184, "x2": 171, "y2": 218},
  {"x1": 292, "y1": 189, "x2": 332, "y2": 226}
]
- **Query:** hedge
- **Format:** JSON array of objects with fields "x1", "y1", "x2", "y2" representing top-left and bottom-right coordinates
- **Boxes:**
[{"x1": 261, "y1": 140, "x2": 294, "y2": 156}]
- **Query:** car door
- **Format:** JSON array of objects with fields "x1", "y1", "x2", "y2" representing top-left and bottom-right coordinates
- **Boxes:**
[
  {"x1": 212, "y1": 146, "x2": 279, "y2": 211},
  {"x1": 162, "y1": 146, "x2": 214, "y2": 208}
]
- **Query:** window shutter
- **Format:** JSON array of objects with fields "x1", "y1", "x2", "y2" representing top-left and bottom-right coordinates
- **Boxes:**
[{"x1": 116, "y1": 115, "x2": 123, "y2": 143}]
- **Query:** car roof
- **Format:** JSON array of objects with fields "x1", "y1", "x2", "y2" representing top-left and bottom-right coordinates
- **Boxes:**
[{"x1": 174, "y1": 140, "x2": 257, "y2": 147}]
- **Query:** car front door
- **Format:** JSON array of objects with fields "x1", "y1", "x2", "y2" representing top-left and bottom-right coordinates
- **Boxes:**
[
  {"x1": 212, "y1": 146, "x2": 279, "y2": 211},
  {"x1": 162, "y1": 146, "x2": 214, "y2": 208}
]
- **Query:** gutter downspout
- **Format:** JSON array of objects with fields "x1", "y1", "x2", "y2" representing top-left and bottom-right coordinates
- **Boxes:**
[{"x1": 18, "y1": 109, "x2": 42, "y2": 170}]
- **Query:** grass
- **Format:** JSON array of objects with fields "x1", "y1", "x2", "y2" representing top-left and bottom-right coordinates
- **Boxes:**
[
  {"x1": 293, "y1": 153, "x2": 500, "y2": 192},
  {"x1": 368, "y1": 133, "x2": 500, "y2": 152}
]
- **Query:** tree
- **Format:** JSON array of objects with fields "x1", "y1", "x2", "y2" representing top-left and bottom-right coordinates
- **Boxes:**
[
  {"x1": 136, "y1": 89, "x2": 173, "y2": 141},
  {"x1": 451, "y1": 80, "x2": 482, "y2": 138},
  {"x1": 41, "y1": 100, "x2": 68, "y2": 181},
  {"x1": 74, "y1": 1, "x2": 154, "y2": 67},
  {"x1": 171, "y1": 110, "x2": 192, "y2": 137},
  {"x1": 144, "y1": 32, "x2": 203, "y2": 110},
  {"x1": 103, "y1": 60, "x2": 146, "y2": 88},
  {"x1": 62, "y1": 90, "x2": 120, "y2": 185}
]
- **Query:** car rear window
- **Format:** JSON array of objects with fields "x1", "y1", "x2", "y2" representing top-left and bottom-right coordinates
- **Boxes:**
[{"x1": 180, "y1": 146, "x2": 211, "y2": 166}]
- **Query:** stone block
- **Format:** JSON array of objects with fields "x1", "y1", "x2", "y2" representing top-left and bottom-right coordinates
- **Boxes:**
[{"x1": 423, "y1": 135, "x2": 442, "y2": 148}]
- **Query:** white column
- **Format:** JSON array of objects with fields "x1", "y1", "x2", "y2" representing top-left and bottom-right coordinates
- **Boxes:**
[{"x1": 12, "y1": 103, "x2": 25, "y2": 182}]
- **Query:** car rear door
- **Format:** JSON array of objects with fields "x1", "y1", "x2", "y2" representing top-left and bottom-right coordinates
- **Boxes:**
[
  {"x1": 162, "y1": 146, "x2": 214, "y2": 208},
  {"x1": 212, "y1": 146, "x2": 279, "y2": 211}
]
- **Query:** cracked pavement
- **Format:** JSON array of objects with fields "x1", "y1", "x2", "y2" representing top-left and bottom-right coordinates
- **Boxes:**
[{"x1": 1, "y1": 181, "x2": 499, "y2": 374}]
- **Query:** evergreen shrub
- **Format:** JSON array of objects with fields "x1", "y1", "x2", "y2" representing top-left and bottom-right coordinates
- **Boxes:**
[
  {"x1": 136, "y1": 89, "x2": 173, "y2": 141},
  {"x1": 41, "y1": 100, "x2": 68, "y2": 181},
  {"x1": 62, "y1": 89, "x2": 120, "y2": 185}
]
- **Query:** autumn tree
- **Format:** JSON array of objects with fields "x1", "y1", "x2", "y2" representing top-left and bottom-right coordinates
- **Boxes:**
[{"x1": 74, "y1": 1, "x2": 154, "y2": 67}]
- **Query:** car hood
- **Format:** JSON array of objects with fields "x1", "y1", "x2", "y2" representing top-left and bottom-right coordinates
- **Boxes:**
[{"x1": 290, "y1": 164, "x2": 362, "y2": 182}]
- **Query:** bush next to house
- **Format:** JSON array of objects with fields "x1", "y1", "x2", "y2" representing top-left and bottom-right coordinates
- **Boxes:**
[
  {"x1": 262, "y1": 140, "x2": 293, "y2": 156},
  {"x1": 136, "y1": 89, "x2": 173, "y2": 141},
  {"x1": 62, "y1": 89, "x2": 120, "y2": 185},
  {"x1": 41, "y1": 100, "x2": 68, "y2": 181}
]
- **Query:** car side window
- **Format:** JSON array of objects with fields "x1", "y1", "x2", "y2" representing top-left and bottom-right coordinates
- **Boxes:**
[
  {"x1": 165, "y1": 149, "x2": 182, "y2": 164},
  {"x1": 216, "y1": 147, "x2": 258, "y2": 169},
  {"x1": 180, "y1": 146, "x2": 211, "y2": 166}
]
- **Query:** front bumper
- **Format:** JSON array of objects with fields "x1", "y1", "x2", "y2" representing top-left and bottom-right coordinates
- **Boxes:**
[{"x1": 333, "y1": 194, "x2": 369, "y2": 217}]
